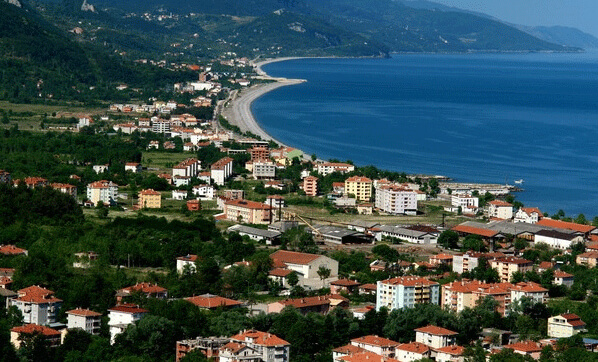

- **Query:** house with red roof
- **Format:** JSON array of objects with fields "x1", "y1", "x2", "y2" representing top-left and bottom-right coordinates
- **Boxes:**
[
  {"x1": 223, "y1": 199, "x2": 272, "y2": 225},
  {"x1": 67, "y1": 308, "x2": 102, "y2": 335},
  {"x1": 218, "y1": 341, "x2": 261, "y2": 362},
  {"x1": 176, "y1": 254, "x2": 198, "y2": 274},
  {"x1": 548, "y1": 314, "x2": 587, "y2": 338},
  {"x1": 267, "y1": 294, "x2": 348, "y2": 315},
  {"x1": 339, "y1": 351, "x2": 401, "y2": 362},
  {"x1": 490, "y1": 257, "x2": 533, "y2": 283},
  {"x1": 537, "y1": 218, "x2": 596, "y2": 236},
  {"x1": 487, "y1": 200, "x2": 513, "y2": 220},
  {"x1": 269, "y1": 250, "x2": 338, "y2": 281},
  {"x1": 414, "y1": 325, "x2": 458, "y2": 349},
  {"x1": 503, "y1": 340, "x2": 542, "y2": 359},
  {"x1": 116, "y1": 282, "x2": 168, "y2": 302},
  {"x1": 8, "y1": 286, "x2": 62, "y2": 326},
  {"x1": 229, "y1": 329, "x2": 290, "y2": 362},
  {"x1": 185, "y1": 294, "x2": 243, "y2": 310},
  {"x1": 553, "y1": 270, "x2": 574, "y2": 287},
  {"x1": 429, "y1": 253, "x2": 453, "y2": 267},
  {"x1": 333, "y1": 344, "x2": 368, "y2": 360},
  {"x1": 514, "y1": 207, "x2": 544, "y2": 224},
  {"x1": 576, "y1": 251, "x2": 598, "y2": 267},
  {"x1": 0, "y1": 245, "x2": 28, "y2": 256},
  {"x1": 376, "y1": 276, "x2": 440, "y2": 311},
  {"x1": 435, "y1": 345, "x2": 466, "y2": 362},
  {"x1": 395, "y1": 342, "x2": 431, "y2": 362},
  {"x1": 108, "y1": 304, "x2": 148, "y2": 344},
  {"x1": 350, "y1": 335, "x2": 400, "y2": 358},
  {"x1": 10, "y1": 324, "x2": 61, "y2": 349},
  {"x1": 330, "y1": 279, "x2": 361, "y2": 294}
]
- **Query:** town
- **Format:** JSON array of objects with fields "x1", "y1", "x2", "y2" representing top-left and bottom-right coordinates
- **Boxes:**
[{"x1": 1, "y1": 57, "x2": 598, "y2": 362}]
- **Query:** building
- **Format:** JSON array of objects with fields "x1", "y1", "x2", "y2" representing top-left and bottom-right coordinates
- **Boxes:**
[
  {"x1": 266, "y1": 195, "x2": 285, "y2": 209},
  {"x1": 108, "y1": 304, "x2": 148, "y2": 344},
  {"x1": 50, "y1": 183, "x2": 77, "y2": 198},
  {"x1": 414, "y1": 325, "x2": 458, "y2": 349},
  {"x1": 375, "y1": 225, "x2": 438, "y2": 244},
  {"x1": 223, "y1": 199, "x2": 272, "y2": 225},
  {"x1": 395, "y1": 342, "x2": 431, "y2": 362},
  {"x1": 229, "y1": 329, "x2": 290, "y2": 362},
  {"x1": 211, "y1": 157, "x2": 234, "y2": 186},
  {"x1": 185, "y1": 294, "x2": 243, "y2": 310},
  {"x1": 193, "y1": 185, "x2": 215, "y2": 200},
  {"x1": 172, "y1": 158, "x2": 201, "y2": 178},
  {"x1": 0, "y1": 170, "x2": 11, "y2": 184},
  {"x1": 376, "y1": 276, "x2": 440, "y2": 311},
  {"x1": 219, "y1": 342, "x2": 261, "y2": 362},
  {"x1": 227, "y1": 224, "x2": 281, "y2": 245},
  {"x1": 487, "y1": 200, "x2": 513, "y2": 220},
  {"x1": 8, "y1": 286, "x2": 62, "y2": 326},
  {"x1": 350, "y1": 335, "x2": 399, "y2": 358},
  {"x1": 0, "y1": 245, "x2": 28, "y2": 256},
  {"x1": 138, "y1": 189, "x2": 161, "y2": 209},
  {"x1": 303, "y1": 176, "x2": 318, "y2": 197},
  {"x1": 576, "y1": 251, "x2": 598, "y2": 267},
  {"x1": 490, "y1": 257, "x2": 533, "y2": 283},
  {"x1": 330, "y1": 279, "x2": 361, "y2": 294},
  {"x1": 510, "y1": 282, "x2": 548, "y2": 306},
  {"x1": 125, "y1": 162, "x2": 142, "y2": 173},
  {"x1": 16, "y1": 177, "x2": 48, "y2": 189},
  {"x1": 553, "y1": 270, "x2": 574, "y2": 287},
  {"x1": 250, "y1": 147, "x2": 270, "y2": 161},
  {"x1": 253, "y1": 160, "x2": 276, "y2": 179},
  {"x1": 86, "y1": 180, "x2": 118, "y2": 206},
  {"x1": 66, "y1": 308, "x2": 101, "y2": 335},
  {"x1": 534, "y1": 229, "x2": 584, "y2": 250},
  {"x1": 10, "y1": 324, "x2": 61, "y2": 349},
  {"x1": 514, "y1": 207, "x2": 543, "y2": 224},
  {"x1": 176, "y1": 337, "x2": 229, "y2": 362},
  {"x1": 312, "y1": 225, "x2": 374, "y2": 245},
  {"x1": 316, "y1": 162, "x2": 355, "y2": 176},
  {"x1": 177, "y1": 254, "x2": 198, "y2": 274},
  {"x1": 375, "y1": 185, "x2": 418, "y2": 215},
  {"x1": 345, "y1": 176, "x2": 372, "y2": 202},
  {"x1": 267, "y1": 294, "x2": 348, "y2": 315},
  {"x1": 187, "y1": 199, "x2": 201, "y2": 211},
  {"x1": 547, "y1": 314, "x2": 587, "y2": 338},
  {"x1": 116, "y1": 282, "x2": 168, "y2": 302},
  {"x1": 92, "y1": 164, "x2": 109, "y2": 174},
  {"x1": 172, "y1": 190, "x2": 188, "y2": 200},
  {"x1": 503, "y1": 341, "x2": 542, "y2": 359},
  {"x1": 435, "y1": 345, "x2": 466, "y2": 362},
  {"x1": 270, "y1": 250, "x2": 338, "y2": 281},
  {"x1": 537, "y1": 218, "x2": 596, "y2": 236},
  {"x1": 451, "y1": 194, "x2": 479, "y2": 209},
  {"x1": 452, "y1": 252, "x2": 488, "y2": 274},
  {"x1": 224, "y1": 189, "x2": 245, "y2": 200},
  {"x1": 430, "y1": 254, "x2": 454, "y2": 267}
]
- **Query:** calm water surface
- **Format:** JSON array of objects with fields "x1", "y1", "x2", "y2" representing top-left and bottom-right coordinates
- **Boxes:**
[{"x1": 253, "y1": 53, "x2": 598, "y2": 216}]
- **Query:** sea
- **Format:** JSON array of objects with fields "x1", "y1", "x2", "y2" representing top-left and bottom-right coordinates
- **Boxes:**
[{"x1": 252, "y1": 53, "x2": 598, "y2": 217}]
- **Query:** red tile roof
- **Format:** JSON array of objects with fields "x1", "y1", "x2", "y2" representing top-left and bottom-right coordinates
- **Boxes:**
[
  {"x1": 537, "y1": 218, "x2": 595, "y2": 233},
  {"x1": 489, "y1": 200, "x2": 512, "y2": 207},
  {"x1": 225, "y1": 199, "x2": 271, "y2": 210},
  {"x1": 345, "y1": 176, "x2": 372, "y2": 183},
  {"x1": 177, "y1": 254, "x2": 198, "y2": 262},
  {"x1": 351, "y1": 335, "x2": 399, "y2": 347},
  {"x1": 436, "y1": 345, "x2": 466, "y2": 356},
  {"x1": 414, "y1": 325, "x2": 458, "y2": 336},
  {"x1": 11, "y1": 324, "x2": 60, "y2": 336},
  {"x1": 505, "y1": 340, "x2": 541, "y2": 353},
  {"x1": 553, "y1": 270, "x2": 573, "y2": 278},
  {"x1": 67, "y1": 308, "x2": 101, "y2": 317},
  {"x1": 230, "y1": 329, "x2": 290, "y2": 346},
  {"x1": 339, "y1": 352, "x2": 400, "y2": 362},
  {"x1": 139, "y1": 189, "x2": 161, "y2": 196},
  {"x1": 331, "y1": 278, "x2": 361, "y2": 287},
  {"x1": 359, "y1": 283, "x2": 377, "y2": 291},
  {"x1": 16, "y1": 285, "x2": 62, "y2": 304},
  {"x1": 185, "y1": 295, "x2": 243, "y2": 309},
  {"x1": 108, "y1": 304, "x2": 148, "y2": 314},
  {"x1": 275, "y1": 294, "x2": 348, "y2": 309},
  {"x1": 396, "y1": 341, "x2": 430, "y2": 354},
  {"x1": 0, "y1": 245, "x2": 27, "y2": 255},
  {"x1": 268, "y1": 268, "x2": 293, "y2": 277},
  {"x1": 270, "y1": 250, "x2": 322, "y2": 265},
  {"x1": 332, "y1": 343, "x2": 367, "y2": 355},
  {"x1": 119, "y1": 282, "x2": 167, "y2": 295}
]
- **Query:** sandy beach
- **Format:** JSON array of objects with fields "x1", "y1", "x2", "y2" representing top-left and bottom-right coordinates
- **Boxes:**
[{"x1": 221, "y1": 58, "x2": 305, "y2": 146}]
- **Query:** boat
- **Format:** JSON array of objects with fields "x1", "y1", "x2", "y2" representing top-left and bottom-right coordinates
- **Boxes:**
[{"x1": 514, "y1": 179, "x2": 524, "y2": 184}]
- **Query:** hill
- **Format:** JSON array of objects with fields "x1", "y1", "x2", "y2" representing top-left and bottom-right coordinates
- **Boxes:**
[
  {"x1": 516, "y1": 25, "x2": 598, "y2": 50},
  {"x1": 0, "y1": 1, "x2": 193, "y2": 103}
]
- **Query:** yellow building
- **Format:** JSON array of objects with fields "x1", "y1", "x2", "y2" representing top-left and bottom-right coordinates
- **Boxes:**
[
  {"x1": 138, "y1": 189, "x2": 162, "y2": 209},
  {"x1": 344, "y1": 176, "x2": 372, "y2": 202}
]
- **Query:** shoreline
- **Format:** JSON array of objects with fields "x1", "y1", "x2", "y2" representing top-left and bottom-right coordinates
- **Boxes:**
[{"x1": 221, "y1": 58, "x2": 306, "y2": 148}]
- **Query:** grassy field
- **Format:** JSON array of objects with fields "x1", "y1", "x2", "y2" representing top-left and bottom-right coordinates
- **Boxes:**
[
  {"x1": 142, "y1": 151, "x2": 192, "y2": 172},
  {"x1": 0, "y1": 101, "x2": 106, "y2": 132}
]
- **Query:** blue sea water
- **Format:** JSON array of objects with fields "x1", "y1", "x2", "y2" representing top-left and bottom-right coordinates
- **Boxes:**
[{"x1": 253, "y1": 53, "x2": 598, "y2": 216}]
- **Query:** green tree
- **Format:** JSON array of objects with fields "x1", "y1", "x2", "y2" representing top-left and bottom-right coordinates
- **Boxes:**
[
  {"x1": 438, "y1": 230, "x2": 459, "y2": 249},
  {"x1": 287, "y1": 271, "x2": 299, "y2": 288},
  {"x1": 317, "y1": 266, "x2": 331, "y2": 288}
]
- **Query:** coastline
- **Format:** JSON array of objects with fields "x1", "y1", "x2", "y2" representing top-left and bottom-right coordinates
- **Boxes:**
[{"x1": 221, "y1": 58, "x2": 306, "y2": 148}]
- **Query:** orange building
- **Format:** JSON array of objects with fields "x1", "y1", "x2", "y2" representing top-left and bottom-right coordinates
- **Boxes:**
[
  {"x1": 138, "y1": 189, "x2": 161, "y2": 209},
  {"x1": 303, "y1": 176, "x2": 318, "y2": 197}
]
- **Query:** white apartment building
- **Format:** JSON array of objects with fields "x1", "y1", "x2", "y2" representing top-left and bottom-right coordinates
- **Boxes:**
[
  {"x1": 548, "y1": 314, "x2": 586, "y2": 338},
  {"x1": 451, "y1": 194, "x2": 479, "y2": 209},
  {"x1": 176, "y1": 254, "x2": 198, "y2": 274},
  {"x1": 376, "y1": 276, "x2": 440, "y2": 311},
  {"x1": 211, "y1": 157, "x2": 234, "y2": 186},
  {"x1": 253, "y1": 161, "x2": 276, "y2": 179},
  {"x1": 514, "y1": 207, "x2": 543, "y2": 224},
  {"x1": 375, "y1": 185, "x2": 418, "y2": 215},
  {"x1": 87, "y1": 180, "x2": 119, "y2": 206},
  {"x1": 67, "y1": 308, "x2": 102, "y2": 335},
  {"x1": 172, "y1": 158, "x2": 201, "y2": 178},
  {"x1": 172, "y1": 190, "x2": 188, "y2": 200},
  {"x1": 316, "y1": 162, "x2": 355, "y2": 176},
  {"x1": 9, "y1": 286, "x2": 63, "y2": 326},
  {"x1": 152, "y1": 119, "x2": 171, "y2": 133},
  {"x1": 193, "y1": 185, "x2": 215, "y2": 200},
  {"x1": 108, "y1": 304, "x2": 148, "y2": 344},
  {"x1": 414, "y1": 325, "x2": 458, "y2": 349},
  {"x1": 487, "y1": 200, "x2": 513, "y2": 220}
]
